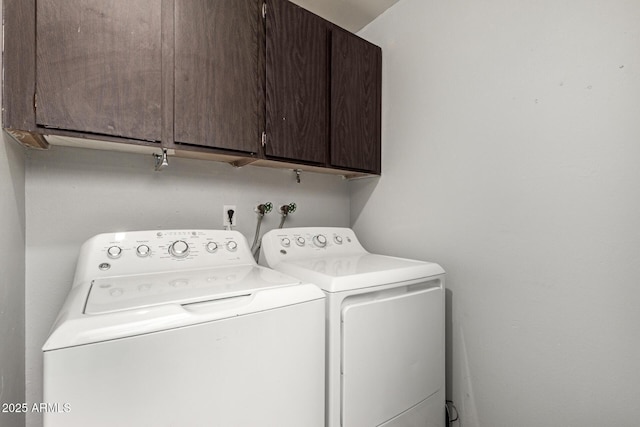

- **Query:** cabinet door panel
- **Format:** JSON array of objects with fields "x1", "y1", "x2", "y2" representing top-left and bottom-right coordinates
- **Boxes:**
[
  {"x1": 175, "y1": 0, "x2": 261, "y2": 153},
  {"x1": 266, "y1": 0, "x2": 328, "y2": 164},
  {"x1": 331, "y1": 29, "x2": 381, "y2": 174},
  {"x1": 36, "y1": 0, "x2": 162, "y2": 141}
]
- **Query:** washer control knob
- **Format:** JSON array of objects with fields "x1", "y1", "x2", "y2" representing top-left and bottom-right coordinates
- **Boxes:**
[
  {"x1": 281, "y1": 238, "x2": 291, "y2": 247},
  {"x1": 107, "y1": 246, "x2": 122, "y2": 259},
  {"x1": 169, "y1": 240, "x2": 190, "y2": 258},
  {"x1": 334, "y1": 235, "x2": 343, "y2": 245},
  {"x1": 296, "y1": 237, "x2": 306, "y2": 246},
  {"x1": 313, "y1": 234, "x2": 328, "y2": 247},
  {"x1": 206, "y1": 242, "x2": 218, "y2": 253},
  {"x1": 226, "y1": 241, "x2": 238, "y2": 252},
  {"x1": 136, "y1": 245, "x2": 151, "y2": 257}
]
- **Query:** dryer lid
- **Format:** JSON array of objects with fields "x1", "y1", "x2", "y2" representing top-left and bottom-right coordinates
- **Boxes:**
[{"x1": 275, "y1": 254, "x2": 445, "y2": 292}]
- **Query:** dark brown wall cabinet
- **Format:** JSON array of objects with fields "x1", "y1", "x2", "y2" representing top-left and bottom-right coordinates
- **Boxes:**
[
  {"x1": 330, "y1": 28, "x2": 382, "y2": 174},
  {"x1": 265, "y1": 0, "x2": 328, "y2": 164},
  {"x1": 174, "y1": 0, "x2": 262, "y2": 154},
  {"x1": 36, "y1": 0, "x2": 163, "y2": 142},
  {"x1": 3, "y1": 0, "x2": 382, "y2": 176},
  {"x1": 265, "y1": 0, "x2": 382, "y2": 174}
]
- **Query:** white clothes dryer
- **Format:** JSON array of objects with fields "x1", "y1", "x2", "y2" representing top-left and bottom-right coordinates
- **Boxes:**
[
  {"x1": 261, "y1": 227, "x2": 446, "y2": 427},
  {"x1": 43, "y1": 229, "x2": 325, "y2": 427}
]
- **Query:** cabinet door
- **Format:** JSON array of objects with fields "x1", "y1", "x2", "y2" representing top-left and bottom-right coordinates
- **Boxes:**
[
  {"x1": 36, "y1": 0, "x2": 162, "y2": 142},
  {"x1": 265, "y1": 0, "x2": 328, "y2": 164},
  {"x1": 175, "y1": 0, "x2": 262, "y2": 153},
  {"x1": 330, "y1": 29, "x2": 382, "y2": 174}
]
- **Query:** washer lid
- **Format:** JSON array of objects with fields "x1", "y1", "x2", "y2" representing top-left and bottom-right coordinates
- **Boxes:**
[
  {"x1": 43, "y1": 266, "x2": 324, "y2": 351},
  {"x1": 85, "y1": 264, "x2": 300, "y2": 314},
  {"x1": 275, "y1": 254, "x2": 445, "y2": 292}
]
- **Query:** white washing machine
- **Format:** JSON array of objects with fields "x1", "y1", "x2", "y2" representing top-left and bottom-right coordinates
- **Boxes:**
[
  {"x1": 261, "y1": 227, "x2": 446, "y2": 427},
  {"x1": 43, "y1": 229, "x2": 325, "y2": 427}
]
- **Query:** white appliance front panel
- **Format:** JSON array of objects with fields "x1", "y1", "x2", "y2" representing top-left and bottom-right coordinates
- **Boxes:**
[
  {"x1": 44, "y1": 299, "x2": 325, "y2": 427},
  {"x1": 340, "y1": 285, "x2": 444, "y2": 427},
  {"x1": 378, "y1": 389, "x2": 446, "y2": 427}
]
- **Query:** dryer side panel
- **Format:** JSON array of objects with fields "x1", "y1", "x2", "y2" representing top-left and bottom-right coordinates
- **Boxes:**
[{"x1": 341, "y1": 282, "x2": 444, "y2": 427}]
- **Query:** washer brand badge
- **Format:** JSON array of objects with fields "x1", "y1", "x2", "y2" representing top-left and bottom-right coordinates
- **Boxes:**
[{"x1": 99, "y1": 263, "x2": 111, "y2": 271}]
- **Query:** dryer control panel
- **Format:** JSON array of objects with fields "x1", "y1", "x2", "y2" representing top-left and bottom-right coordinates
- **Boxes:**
[
  {"x1": 73, "y1": 230, "x2": 254, "y2": 286},
  {"x1": 261, "y1": 227, "x2": 368, "y2": 265}
]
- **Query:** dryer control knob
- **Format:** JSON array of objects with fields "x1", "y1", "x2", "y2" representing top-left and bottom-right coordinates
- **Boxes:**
[
  {"x1": 169, "y1": 240, "x2": 190, "y2": 258},
  {"x1": 313, "y1": 234, "x2": 327, "y2": 248},
  {"x1": 206, "y1": 242, "x2": 218, "y2": 253},
  {"x1": 281, "y1": 238, "x2": 291, "y2": 247},
  {"x1": 226, "y1": 241, "x2": 238, "y2": 252},
  {"x1": 296, "y1": 237, "x2": 306, "y2": 246},
  {"x1": 107, "y1": 246, "x2": 122, "y2": 259},
  {"x1": 334, "y1": 235, "x2": 343, "y2": 244}
]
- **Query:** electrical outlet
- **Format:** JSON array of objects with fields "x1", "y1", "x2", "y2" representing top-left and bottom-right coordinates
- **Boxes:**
[{"x1": 223, "y1": 205, "x2": 237, "y2": 227}]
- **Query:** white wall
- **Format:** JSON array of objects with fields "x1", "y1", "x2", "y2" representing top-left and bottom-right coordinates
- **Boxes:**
[
  {"x1": 0, "y1": 135, "x2": 26, "y2": 427},
  {"x1": 353, "y1": 0, "x2": 640, "y2": 426},
  {"x1": 25, "y1": 146, "x2": 350, "y2": 426},
  {"x1": 0, "y1": 0, "x2": 27, "y2": 423}
]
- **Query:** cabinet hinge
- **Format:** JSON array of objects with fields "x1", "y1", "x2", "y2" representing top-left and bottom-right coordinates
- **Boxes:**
[
  {"x1": 262, "y1": 3, "x2": 267, "y2": 19},
  {"x1": 34, "y1": 92, "x2": 37, "y2": 112},
  {"x1": 261, "y1": 131, "x2": 267, "y2": 147}
]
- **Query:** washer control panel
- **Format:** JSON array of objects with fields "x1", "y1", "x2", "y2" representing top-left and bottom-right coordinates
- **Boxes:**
[
  {"x1": 73, "y1": 230, "x2": 253, "y2": 285},
  {"x1": 262, "y1": 227, "x2": 367, "y2": 265}
]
